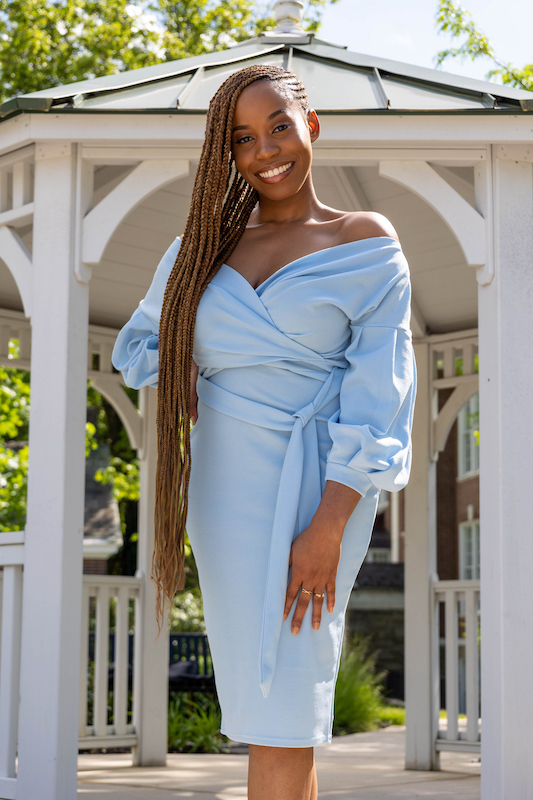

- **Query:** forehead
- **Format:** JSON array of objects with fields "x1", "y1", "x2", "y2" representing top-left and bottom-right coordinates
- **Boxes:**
[{"x1": 233, "y1": 79, "x2": 301, "y2": 121}]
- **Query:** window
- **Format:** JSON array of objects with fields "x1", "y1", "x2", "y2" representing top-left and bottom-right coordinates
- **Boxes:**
[
  {"x1": 459, "y1": 520, "x2": 480, "y2": 580},
  {"x1": 458, "y1": 394, "x2": 479, "y2": 477}
]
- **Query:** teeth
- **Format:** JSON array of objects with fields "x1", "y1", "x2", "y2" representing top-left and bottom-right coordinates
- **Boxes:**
[{"x1": 258, "y1": 162, "x2": 293, "y2": 179}]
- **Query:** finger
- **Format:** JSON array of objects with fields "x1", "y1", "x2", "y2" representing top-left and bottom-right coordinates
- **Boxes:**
[
  {"x1": 291, "y1": 587, "x2": 312, "y2": 634},
  {"x1": 326, "y1": 580, "x2": 336, "y2": 613},
  {"x1": 312, "y1": 589, "x2": 326, "y2": 630},
  {"x1": 283, "y1": 572, "x2": 301, "y2": 620}
]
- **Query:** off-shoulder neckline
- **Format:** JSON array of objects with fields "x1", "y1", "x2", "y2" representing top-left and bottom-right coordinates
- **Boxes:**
[{"x1": 222, "y1": 235, "x2": 401, "y2": 293}]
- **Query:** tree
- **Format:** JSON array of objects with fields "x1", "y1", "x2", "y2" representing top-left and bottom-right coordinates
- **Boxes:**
[
  {"x1": 0, "y1": 0, "x2": 338, "y2": 104},
  {"x1": 435, "y1": 0, "x2": 532, "y2": 91}
]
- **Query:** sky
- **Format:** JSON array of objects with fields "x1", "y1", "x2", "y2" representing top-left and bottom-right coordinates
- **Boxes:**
[{"x1": 316, "y1": 0, "x2": 532, "y2": 86}]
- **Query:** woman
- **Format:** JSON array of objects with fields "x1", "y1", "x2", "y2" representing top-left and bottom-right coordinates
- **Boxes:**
[{"x1": 112, "y1": 64, "x2": 416, "y2": 800}]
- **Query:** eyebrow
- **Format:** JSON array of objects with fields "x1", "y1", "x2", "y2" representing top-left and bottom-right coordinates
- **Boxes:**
[{"x1": 232, "y1": 109, "x2": 287, "y2": 133}]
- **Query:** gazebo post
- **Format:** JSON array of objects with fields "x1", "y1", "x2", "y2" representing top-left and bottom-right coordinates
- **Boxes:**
[
  {"x1": 478, "y1": 147, "x2": 533, "y2": 799},
  {"x1": 16, "y1": 143, "x2": 90, "y2": 799},
  {"x1": 132, "y1": 385, "x2": 169, "y2": 766},
  {"x1": 404, "y1": 340, "x2": 440, "y2": 770}
]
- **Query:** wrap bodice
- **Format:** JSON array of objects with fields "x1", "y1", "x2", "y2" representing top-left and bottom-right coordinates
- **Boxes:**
[{"x1": 112, "y1": 235, "x2": 417, "y2": 697}]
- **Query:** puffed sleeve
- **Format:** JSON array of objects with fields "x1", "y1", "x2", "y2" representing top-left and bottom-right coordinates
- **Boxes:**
[
  {"x1": 111, "y1": 236, "x2": 181, "y2": 389},
  {"x1": 324, "y1": 245, "x2": 416, "y2": 498}
]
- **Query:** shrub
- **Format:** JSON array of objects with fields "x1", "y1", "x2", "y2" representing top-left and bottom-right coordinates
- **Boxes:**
[
  {"x1": 333, "y1": 633, "x2": 387, "y2": 735},
  {"x1": 168, "y1": 692, "x2": 230, "y2": 753}
]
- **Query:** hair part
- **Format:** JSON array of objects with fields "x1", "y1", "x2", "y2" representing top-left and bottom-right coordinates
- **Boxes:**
[{"x1": 153, "y1": 64, "x2": 310, "y2": 632}]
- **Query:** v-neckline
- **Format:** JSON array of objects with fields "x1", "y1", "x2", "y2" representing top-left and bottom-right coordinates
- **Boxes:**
[{"x1": 222, "y1": 236, "x2": 399, "y2": 293}]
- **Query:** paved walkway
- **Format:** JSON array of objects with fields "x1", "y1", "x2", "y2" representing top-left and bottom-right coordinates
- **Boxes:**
[{"x1": 78, "y1": 726, "x2": 480, "y2": 799}]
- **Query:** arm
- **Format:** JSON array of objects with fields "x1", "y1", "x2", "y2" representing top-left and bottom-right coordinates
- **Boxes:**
[
  {"x1": 111, "y1": 237, "x2": 181, "y2": 389},
  {"x1": 284, "y1": 238, "x2": 416, "y2": 633}
]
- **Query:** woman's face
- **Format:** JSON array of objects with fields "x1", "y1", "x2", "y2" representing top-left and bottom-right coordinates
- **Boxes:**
[{"x1": 230, "y1": 79, "x2": 320, "y2": 201}]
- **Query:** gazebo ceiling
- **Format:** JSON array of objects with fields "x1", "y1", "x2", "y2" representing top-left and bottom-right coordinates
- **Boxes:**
[{"x1": 2, "y1": 35, "x2": 532, "y2": 118}]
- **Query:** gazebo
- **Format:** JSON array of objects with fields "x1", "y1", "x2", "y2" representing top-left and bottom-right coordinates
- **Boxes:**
[{"x1": 0, "y1": 3, "x2": 532, "y2": 798}]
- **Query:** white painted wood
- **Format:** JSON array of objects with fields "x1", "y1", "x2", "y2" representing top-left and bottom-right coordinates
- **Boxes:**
[
  {"x1": 444, "y1": 589, "x2": 459, "y2": 741},
  {"x1": 433, "y1": 378, "x2": 479, "y2": 456},
  {"x1": 0, "y1": 776, "x2": 16, "y2": 799},
  {"x1": 379, "y1": 160, "x2": 485, "y2": 267},
  {"x1": 410, "y1": 295, "x2": 426, "y2": 339},
  {"x1": 464, "y1": 586, "x2": 480, "y2": 743},
  {"x1": 0, "y1": 145, "x2": 34, "y2": 171},
  {"x1": 132, "y1": 386, "x2": 169, "y2": 766},
  {"x1": 82, "y1": 159, "x2": 189, "y2": 266},
  {"x1": 0, "y1": 227, "x2": 32, "y2": 317},
  {"x1": 94, "y1": 584, "x2": 110, "y2": 738},
  {"x1": 478, "y1": 147, "x2": 533, "y2": 800},
  {"x1": 12, "y1": 161, "x2": 31, "y2": 207},
  {"x1": 474, "y1": 151, "x2": 495, "y2": 286},
  {"x1": 0, "y1": 566, "x2": 23, "y2": 780},
  {"x1": 404, "y1": 341, "x2": 440, "y2": 770},
  {"x1": 89, "y1": 373, "x2": 142, "y2": 450},
  {"x1": 113, "y1": 585, "x2": 130, "y2": 736},
  {"x1": 329, "y1": 166, "x2": 369, "y2": 211},
  {"x1": 0, "y1": 202, "x2": 34, "y2": 228},
  {"x1": 16, "y1": 142, "x2": 89, "y2": 800},
  {"x1": 74, "y1": 147, "x2": 94, "y2": 284},
  {"x1": 0, "y1": 171, "x2": 8, "y2": 213},
  {"x1": 78, "y1": 583, "x2": 90, "y2": 739},
  {"x1": 390, "y1": 491, "x2": 400, "y2": 563}
]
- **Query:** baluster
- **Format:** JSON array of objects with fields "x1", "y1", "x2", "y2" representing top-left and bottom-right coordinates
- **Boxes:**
[
  {"x1": 443, "y1": 345, "x2": 455, "y2": 379},
  {"x1": 114, "y1": 585, "x2": 129, "y2": 736},
  {"x1": 444, "y1": 588, "x2": 459, "y2": 740},
  {"x1": 78, "y1": 583, "x2": 90, "y2": 738},
  {"x1": 0, "y1": 566, "x2": 23, "y2": 778},
  {"x1": 465, "y1": 587, "x2": 480, "y2": 742},
  {"x1": 94, "y1": 584, "x2": 110, "y2": 737}
]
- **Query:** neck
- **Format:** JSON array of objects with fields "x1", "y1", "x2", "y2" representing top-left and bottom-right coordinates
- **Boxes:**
[{"x1": 254, "y1": 175, "x2": 323, "y2": 225}]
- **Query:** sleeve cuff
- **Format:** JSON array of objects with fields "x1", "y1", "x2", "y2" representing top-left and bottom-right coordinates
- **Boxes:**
[{"x1": 324, "y1": 461, "x2": 374, "y2": 498}]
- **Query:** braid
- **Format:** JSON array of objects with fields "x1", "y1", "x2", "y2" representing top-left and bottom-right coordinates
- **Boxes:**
[{"x1": 153, "y1": 64, "x2": 310, "y2": 632}]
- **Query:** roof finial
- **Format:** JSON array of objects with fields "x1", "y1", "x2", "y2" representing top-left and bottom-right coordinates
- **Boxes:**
[{"x1": 273, "y1": 1, "x2": 304, "y2": 34}]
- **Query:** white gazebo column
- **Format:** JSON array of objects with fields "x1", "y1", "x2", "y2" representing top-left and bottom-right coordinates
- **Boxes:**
[
  {"x1": 478, "y1": 146, "x2": 533, "y2": 800},
  {"x1": 133, "y1": 385, "x2": 169, "y2": 766},
  {"x1": 16, "y1": 143, "x2": 91, "y2": 799},
  {"x1": 404, "y1": 340, "x2": 440, "y2": 770}
]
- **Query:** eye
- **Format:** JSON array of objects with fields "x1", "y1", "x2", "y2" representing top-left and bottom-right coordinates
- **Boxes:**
[
  {"x1": 273, "y1": 123, "x2": 290, "y2": 133},
  {"x1": 235, "y1": 134, "x2": 253, "y2": 145}
]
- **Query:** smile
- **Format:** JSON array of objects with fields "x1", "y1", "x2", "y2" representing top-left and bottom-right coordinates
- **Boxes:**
[{"x1": 257, "y1": 161, "x2": 294, "y2": 179}]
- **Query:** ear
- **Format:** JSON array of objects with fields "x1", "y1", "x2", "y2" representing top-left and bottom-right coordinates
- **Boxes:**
[{"x1": 308, "y1": 110, "x2": 320, "y2": 142}]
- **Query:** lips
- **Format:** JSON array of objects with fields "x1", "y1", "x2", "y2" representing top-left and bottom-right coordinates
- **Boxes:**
[{"x1": 256, "y1": 161, "x2": 295, "y2": 183}]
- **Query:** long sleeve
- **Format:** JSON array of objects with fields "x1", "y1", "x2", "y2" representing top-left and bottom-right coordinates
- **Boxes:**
[
  {"x1": 111, "y1": 236, "x2": 181, "y2": 389},
  {"x1": 324, "y1": 248, "x2": 416, "y2": 498}
]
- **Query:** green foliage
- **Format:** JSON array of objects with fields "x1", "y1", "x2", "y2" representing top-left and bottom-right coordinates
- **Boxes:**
[
  {"x1": 377, "y1": 703, "x2": 405, "y2": 726},
  {"x1": 333, "y1": 633, "x2": 386, "y2": 735},
  {"x1": 0, "y1": 443, "x2": 28, "y2": 531},
  {"x1": 168, "y1": 692, "x2": 230, "y2": 753},
  {"x1": 170, "y1": 586, "x2": 206, "y2": 632},
  {"x1": 435, "y1": 0, "x2": 533, "y2": 91},
  {"x1": 0, "y1": 0, "x2": 339, "y2": 104},
  {"x1": 0, "y1": 343, "x2": 30, "y2": 530}
]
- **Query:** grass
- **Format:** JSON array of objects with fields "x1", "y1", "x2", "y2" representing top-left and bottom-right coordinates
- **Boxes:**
[
  {"x1": 168, "y1": 692, "x2": 231, "y2": 754},
  {"x1": 333, "y1": 633, "x2": 387, "y2": 735}
]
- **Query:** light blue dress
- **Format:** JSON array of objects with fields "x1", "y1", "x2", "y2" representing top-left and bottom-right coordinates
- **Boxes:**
[{"x1": 112, "y1": 234, "x2": 416, "y2": 747}]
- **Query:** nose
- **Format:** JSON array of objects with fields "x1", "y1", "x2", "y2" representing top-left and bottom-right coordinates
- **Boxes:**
[{"x1": 254, "y1": 133, "x2": 280, "y2": 162}]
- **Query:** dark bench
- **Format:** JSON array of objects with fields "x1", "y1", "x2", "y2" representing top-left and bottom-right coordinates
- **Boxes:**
[{"x1": 88, "y1": 631, "x2": 216, "y2": 695}]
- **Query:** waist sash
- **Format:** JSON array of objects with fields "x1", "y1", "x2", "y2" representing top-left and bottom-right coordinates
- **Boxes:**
[{"x1": 196, "y1": 366, "x2": 345, "y2": 698}]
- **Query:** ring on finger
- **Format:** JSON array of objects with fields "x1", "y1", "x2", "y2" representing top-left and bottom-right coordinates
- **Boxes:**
[
  {"x1": 313, "y1": 592, "x2": 325, "y2": 598},
  {"x1": 301, "y1": 587, "x2": 313, "y2": 595}
]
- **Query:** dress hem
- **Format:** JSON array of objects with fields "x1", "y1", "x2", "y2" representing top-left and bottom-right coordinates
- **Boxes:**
[{"x1": 220, "y1": 726, "x2": 332, "y2": 748}]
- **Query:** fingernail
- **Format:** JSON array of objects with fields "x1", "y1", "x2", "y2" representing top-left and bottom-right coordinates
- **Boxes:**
[
  {"x1": 291, "y1": 627, "x2": 298, "y2": 634},
  {"x1": 313, "y1": 622, "x2": 319, "y2": 630}
]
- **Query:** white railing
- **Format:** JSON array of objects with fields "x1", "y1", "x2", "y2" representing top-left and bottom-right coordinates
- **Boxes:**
[
  {"x1": 79, "y1": 574, "x2": 142, "y2": 750},
  {"x1": 433, "y1": 578, "x2": 481, "y2": 753},
  {"x1": 0, "y1": 532, "x2": 24, "y2": 800}
]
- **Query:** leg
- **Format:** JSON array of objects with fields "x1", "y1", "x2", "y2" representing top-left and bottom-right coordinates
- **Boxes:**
[{"x1": 248, "y1": 744, "x2": 317, "y2": 800}]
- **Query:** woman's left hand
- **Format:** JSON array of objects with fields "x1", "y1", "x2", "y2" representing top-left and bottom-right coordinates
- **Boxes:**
[
  {"x1": 282, "y1": 480, "x2": 362, "y2": 633},
  {"x1": 283, "y1": 518, "x2": 343, "y2": 633}
]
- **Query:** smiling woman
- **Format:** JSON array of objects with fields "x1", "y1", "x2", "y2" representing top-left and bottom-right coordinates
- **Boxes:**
[{"x1": 112, "y1": 64, "x2": 416, "y2": 800}]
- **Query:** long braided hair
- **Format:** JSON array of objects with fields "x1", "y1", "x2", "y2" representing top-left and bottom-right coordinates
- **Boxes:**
[{"x1": 154, "y1": 64, "x2": 309, "y2": 631}]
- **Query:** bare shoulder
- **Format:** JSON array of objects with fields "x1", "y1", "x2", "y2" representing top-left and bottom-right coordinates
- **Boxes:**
[{"x1": 341, "y1": 211, "x2": 400, "y2": 244}]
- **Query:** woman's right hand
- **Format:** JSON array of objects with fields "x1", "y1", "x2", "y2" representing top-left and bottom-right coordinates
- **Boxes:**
[{"x1": 190, "y1": 358, "x2": 199, "y2": 425}]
